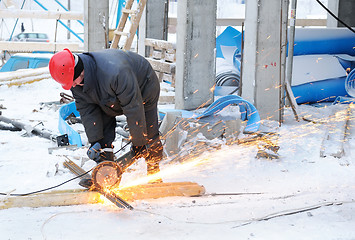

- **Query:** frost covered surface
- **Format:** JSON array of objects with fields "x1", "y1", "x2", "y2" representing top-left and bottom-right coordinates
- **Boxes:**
[{"x1": 0, "y1": 74, "x2": 355, "y2": 240}]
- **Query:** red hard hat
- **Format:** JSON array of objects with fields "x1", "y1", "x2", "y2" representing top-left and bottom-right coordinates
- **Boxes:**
[{"x1": 49, "y1": 48, "x2": 75, "y2": 90}]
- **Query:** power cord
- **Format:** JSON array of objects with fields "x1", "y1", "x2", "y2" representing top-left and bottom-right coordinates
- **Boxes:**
[
  {"x1": 1, "y1": 135, "x2": 158, "y2": 197},
  {"x1": 315, "y1": 0, "x2": 355, "y2": 34},
  {"x1": 114, "y1": 140, "x2": 131, "y2": 155},
  {"x1": 0, "y1": 168, "x2": 93, "y2": 197}
]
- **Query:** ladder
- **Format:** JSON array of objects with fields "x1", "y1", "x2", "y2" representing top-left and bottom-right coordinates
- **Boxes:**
[{"x1": 110, "y1": 0, "x2": 147, "y2": 50}]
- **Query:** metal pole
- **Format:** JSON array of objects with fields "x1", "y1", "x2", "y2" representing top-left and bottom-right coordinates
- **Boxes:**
[
  {"x1": 238, "y1": 22, "x2": 244, "y2": 97},
  {"x1": 280, "y1": 0, "x2": 290, "y2": 125},
  {"x1": 285, "y1": 0, "x2": 300, "y2": 121},
  {"x1": 67, "y1": 0, "x2": 71, "y2": 40},
  {"x1": 286, "y1": 0, "x2": 297, "y2": 86}
]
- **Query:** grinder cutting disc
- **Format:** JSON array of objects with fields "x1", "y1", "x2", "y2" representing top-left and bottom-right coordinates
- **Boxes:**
[{"x1": 92, "y1": 161, "x2": 123, "y2": 189}]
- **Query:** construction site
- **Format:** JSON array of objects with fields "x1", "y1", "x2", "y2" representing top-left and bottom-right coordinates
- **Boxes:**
[{"x1": 0, "y1": 0, "x2": 355, "y2": 239}]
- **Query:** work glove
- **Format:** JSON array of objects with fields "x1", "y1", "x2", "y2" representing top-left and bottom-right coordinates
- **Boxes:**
[
  {"x1": 87, "y1": 142, "x2": 115, "y2": 163},
  {"x1": 87, "y1": 142, "x2": 102, "y2": 162}
]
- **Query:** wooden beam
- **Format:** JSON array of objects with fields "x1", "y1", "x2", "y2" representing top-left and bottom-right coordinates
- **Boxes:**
[
  {"x1": 0, "y1": 189, "x2": 100, "y2": 210},
  {"x1": 117, "y1": 182, "x2": 205, "y2": 201},
  {"x1": 0, "y1": 41, "x2": 79, "y2": 52},
  {"x1": 0, "y1": 182, "x2": 205, "y2": 209},
  {"x1": 0, "y1": 9, "x2": 83, "y2": 20},
  {"x1": 145, "y1": 38, "x2": 176, "y2": 50},
  {"x1": 146, "y1": 58, "x2": 175, "y2": 74}
]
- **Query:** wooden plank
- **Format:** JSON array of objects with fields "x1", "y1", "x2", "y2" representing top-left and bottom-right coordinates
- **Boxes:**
[
  {"x1": 0, "y1": 41, "x2": 79, "y2": 52},
  {"x1": 117, "y1": 182, "x2": 205, "y2": 201},
  {"x1": 121, "y1": 9, "x2": 136, "y2": 15},
  {"x1": 0, "y1": 9, "x2": 83, "y2": 20},
  {"x1": 0, "y1": 189, "x2": 100, "y2": 210},
  {"x1": 0, "y1": 182, "x2": 205, "y2": 209},
  {"x1": 145, "y1": 38, "x2": 176, "y2": 51},
  {"x1": 146, "y1": 58, "x2": 175, "y2": 74},
  {"x1": 113, "y1": 30, "x2": 129, "y2": 36}
]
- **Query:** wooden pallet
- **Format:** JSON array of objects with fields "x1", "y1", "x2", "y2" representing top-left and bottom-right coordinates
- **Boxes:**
[
  {"x1": 145, "y1": 38, "x2": 176, "y2": 86},
  {"x1": 144, "y1": 38, "x2": 176, "y2": 104},
  {"x1": 110, "y1": 0, "x2": 147, "y2": 50}
]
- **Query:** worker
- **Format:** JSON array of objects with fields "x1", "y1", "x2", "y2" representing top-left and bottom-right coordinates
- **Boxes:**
[{"x1": 49, "y1": 48, "x2": 163, "y2": 187}]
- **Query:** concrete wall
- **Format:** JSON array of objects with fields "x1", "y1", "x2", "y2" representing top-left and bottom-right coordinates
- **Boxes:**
[
  {"x1": 84, "y1": 0, "x2": 109, "y2": 51},
  {"x1": 175, "y1": 0, "x2": 216, "y2": 110}
]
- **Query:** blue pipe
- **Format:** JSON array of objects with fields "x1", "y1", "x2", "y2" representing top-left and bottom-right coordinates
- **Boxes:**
[
  {"x1": 33, "y1": 0, "x2": 84, "y2": 43},
  {"x1": 54, "y1": 0, "x2": 84, "y2": 26}
]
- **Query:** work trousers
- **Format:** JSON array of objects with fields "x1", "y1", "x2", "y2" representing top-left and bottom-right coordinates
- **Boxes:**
[{"x1": 99, "y1": 106, "x2": 160, "y2": 148}]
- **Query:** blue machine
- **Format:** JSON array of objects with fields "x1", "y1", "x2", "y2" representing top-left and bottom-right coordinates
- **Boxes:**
[{"x1": 0, "y1": 54, "x2": 51, "y2": 72}]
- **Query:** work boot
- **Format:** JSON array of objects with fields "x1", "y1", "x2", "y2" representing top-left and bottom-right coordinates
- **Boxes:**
[
  {"x1": 79, "y1": 178, "x2": 94, "y2": 189},
  {"x1": 146, "y1": 139, "x2": 163, "y2": 183}
]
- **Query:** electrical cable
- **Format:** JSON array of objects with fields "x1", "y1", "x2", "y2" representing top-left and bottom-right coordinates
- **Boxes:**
[
  {"x1": 0, "y1": 168, "x2": 93, "y2": 197},
  {"x1": 0, "y1": 126, "x2": 157, "y2": 197},
  {"x1": 315, "y1": 0, "x2": 355, "y2": 34},
  {"x1": 0, "y1": 135, "x2": 142, "y2": 197},
  {"x1": 114, "y1": 140, "x2": 131, "y2": 155}
]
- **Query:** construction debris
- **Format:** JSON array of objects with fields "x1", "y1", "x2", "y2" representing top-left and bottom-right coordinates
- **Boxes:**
[
  {"x1": 0, "y1": 114, "x2": 68, "y2": 146},
  {"x1": 320, "y1": 104, "x2": 353, "y2": 158}
]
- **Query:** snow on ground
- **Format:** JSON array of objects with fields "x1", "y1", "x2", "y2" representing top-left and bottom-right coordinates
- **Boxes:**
[{"x1": 0, "y1": 73, "x2": 354, "y2": 240}]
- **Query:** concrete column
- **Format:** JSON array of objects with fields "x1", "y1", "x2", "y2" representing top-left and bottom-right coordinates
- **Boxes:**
[
  {"x1": 175, "y1": 0, "x2": 216, "y2": 110},
  {"x1": 327, "y1": 0, "x2": 355, "y2": 27},
  {"x1": 337, "y1": 0, "x2": 355, "y2": 27},
  {"x1": 138, "y1": 0, "x2": 168, "y2": 56},
  {"x1": 241, "y1": 0, "x2": 282, "y2": 121},
  {"x1": 84, "y1": 0, "x2": 109, "y2": 51}
]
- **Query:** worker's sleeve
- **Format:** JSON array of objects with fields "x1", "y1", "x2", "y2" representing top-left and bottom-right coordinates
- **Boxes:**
[
  {"x1": 72, "y1": 90, "x2": 105, "y2": 144},
  {"x1": 111, "y1": 69, "x2": 147, "y2": 146}
]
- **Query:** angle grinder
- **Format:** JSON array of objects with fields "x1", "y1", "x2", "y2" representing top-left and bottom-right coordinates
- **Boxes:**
[
  {"x1": 92, "y1": 161, "x2": 123, "y2": 189},
  {"x1": 91, "y1": 148, "x2": 136, "y2": 190}
]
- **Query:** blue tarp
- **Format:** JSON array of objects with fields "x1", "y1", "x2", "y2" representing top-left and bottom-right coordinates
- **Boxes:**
[
  {"x1": 215, "y1": 26, "x2": 355, "y2": 104},
  {"x1": 58, "y1": 101, "x2": 82, "y2": 147}
]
